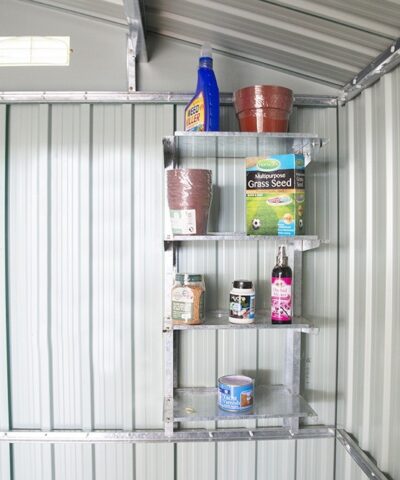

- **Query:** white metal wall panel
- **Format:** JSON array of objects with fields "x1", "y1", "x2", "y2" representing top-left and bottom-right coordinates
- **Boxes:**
[
  {"x1": 337, "y1": 67, "x2": 400, "y2": 480},
  {"x1": 53, "y1": 444, "x2": 94, "y2": 480},
  {"x1": 133, "y1": 105, "x2": 175, "y2": 480},
  {"x1": 0, "y1": 104, "x2": 10, "y2": 480},
  {"x1": 13, "y1": 444, "x2": 54, "y2": 480},
  {"x1": 8, "y1": 105, "x2": 52, "y2": 430},
  {"x1": 91, "y1": 104, "x2": 135, "y2": 480},
  {"x1": 50, "y1": 105, "x2": 91, "y2": 430},
  {"x1": 8, "y1": 105, "x2": 54, "y2": 480},
  {"x1": 91, "y1": 104, "x2": 133, "y2": 431},
  {"x1": 257, "y1": 440, "x2": 296, "y2": 478},
  {"x1": 135, "y1": 444, "x2": 174, "y2": 480},
  {"x1": 2, "y1": 102, "x2": 338, "y2": 479},
  {"x1": 296, "y1": 438, "x2": 334, "y2": 480},
  {"x1": 50, "y1": 104, "x2": 94, "y2": 479}
]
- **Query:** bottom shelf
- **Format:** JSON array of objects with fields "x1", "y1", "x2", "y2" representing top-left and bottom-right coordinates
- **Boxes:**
[{"x1": 173, "y1": 385, "x2": 316, "y2": 422}]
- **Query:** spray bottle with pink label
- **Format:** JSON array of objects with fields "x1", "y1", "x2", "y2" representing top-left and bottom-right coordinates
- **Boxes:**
[{"x1": 271, "y1": 245, "x2": 292, "y2": 324}]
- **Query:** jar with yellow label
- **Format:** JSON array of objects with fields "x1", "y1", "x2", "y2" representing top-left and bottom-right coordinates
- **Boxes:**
[{"x1": 171, "y1": 274, "x2": 205, "y2": 325}]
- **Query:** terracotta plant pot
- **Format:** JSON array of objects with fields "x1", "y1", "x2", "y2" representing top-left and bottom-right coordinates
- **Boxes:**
[
  {"x1": 167, "y1": 169, "x2": 212, "y2": 235},
  {"x1": 234, "y1": 85, "x2": 293, "y2": 132}
]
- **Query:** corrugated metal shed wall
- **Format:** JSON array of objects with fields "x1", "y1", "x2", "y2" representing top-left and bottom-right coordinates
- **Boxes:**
[
  {"x1": 0, "y1": 102, "x2": 338, "y2": 479},
  {"x1": 337, "y1": 66, "x2": 400, "y2": 480}
]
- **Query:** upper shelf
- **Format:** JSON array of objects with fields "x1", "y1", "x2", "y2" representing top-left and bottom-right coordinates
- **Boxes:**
[{"x1": 163, "y1": 132, "x2": 328, "y2": 167}]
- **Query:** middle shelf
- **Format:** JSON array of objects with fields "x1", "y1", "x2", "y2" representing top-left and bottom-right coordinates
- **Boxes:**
[
  {"x1": 164, "y1": 234, "x2": 321, "y2": 252},
  {"x1": 165, "y1": 310, "x2": 318, "y2": 333}
]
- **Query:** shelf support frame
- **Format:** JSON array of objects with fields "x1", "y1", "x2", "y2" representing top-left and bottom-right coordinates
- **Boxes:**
[{"x1": 283, "y1": 330, "x2": 301, "y2": 434}]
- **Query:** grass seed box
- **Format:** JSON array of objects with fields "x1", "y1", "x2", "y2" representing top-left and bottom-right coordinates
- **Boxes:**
[{"x1": 246, "y1": 154, "x2": 305, "y2": 236}]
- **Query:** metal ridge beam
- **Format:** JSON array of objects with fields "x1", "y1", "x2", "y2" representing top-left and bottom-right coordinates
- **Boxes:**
[
  {"x1": 0, "y1": 91, "x2": 337, "y2": 106},
  {"x1": 337, "y1": 429, "x2": 391, "y2": 480},
  {"x1": 340, "y1": 37, "x2": 400, "y2": 104},
  {"x1": 0, "y1": 426, "x2": 335, "y2": 444}
]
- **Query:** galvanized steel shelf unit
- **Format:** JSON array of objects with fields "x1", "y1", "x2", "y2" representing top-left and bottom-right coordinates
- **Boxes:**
[{"x1": 162, "y1": 131, "x2": 327, "y2": 438}]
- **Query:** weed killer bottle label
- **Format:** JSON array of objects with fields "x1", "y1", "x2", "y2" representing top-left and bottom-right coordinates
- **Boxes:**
[
  {"x1": 271, "y1": 245, "x2": 292, "y2": 324},
  {"x1": 184, "y1": 42, "x2": 220, "y2": 132}
]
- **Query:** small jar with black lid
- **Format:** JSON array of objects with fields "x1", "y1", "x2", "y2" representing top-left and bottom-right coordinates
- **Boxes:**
[{"x1": 229, "y1": 280, "x2": 255, "y2": 324}]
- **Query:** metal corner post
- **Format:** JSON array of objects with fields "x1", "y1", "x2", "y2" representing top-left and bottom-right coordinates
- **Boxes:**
[
  {"x1": 163, "y1": 134, "x2": 178, "y2": 436},
  {"x1": 283, "y1": 330, "x2": 301, "y2": 434},
  {"x1": 163, "y1": 241, "x2": 176, "y2": 436},
  {"x1": 283, "y1": 244, "x2": 302, "y2": 434}
]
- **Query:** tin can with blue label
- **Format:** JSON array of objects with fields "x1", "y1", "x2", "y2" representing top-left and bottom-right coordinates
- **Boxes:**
[{"x1": 218, "y1": 375, "x2": 254, "y2": 412}]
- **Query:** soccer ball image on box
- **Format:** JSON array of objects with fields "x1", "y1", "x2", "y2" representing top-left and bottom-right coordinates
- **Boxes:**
[{"x1": 252, "y1": 218, "x2": 261, "y2": 230}]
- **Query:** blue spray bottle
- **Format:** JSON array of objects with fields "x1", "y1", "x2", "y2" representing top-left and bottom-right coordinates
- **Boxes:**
[{"x1": 184, "y1": 43, "x2": 220, "y2": 132}]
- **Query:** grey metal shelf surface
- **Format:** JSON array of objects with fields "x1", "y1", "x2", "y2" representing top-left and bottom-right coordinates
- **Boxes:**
[
  {"x1": 166, "y1": 310, "x2": 318, "y2": 334},
  {"x1": 174, "y1": 132, "x2": 325, "y2": 138},
  {"x1": 172, "y1": 385, "x2": 316, "y2": 422},
  {"x1": 164, "y1": 234, "x2": 321, "y2": 251}
]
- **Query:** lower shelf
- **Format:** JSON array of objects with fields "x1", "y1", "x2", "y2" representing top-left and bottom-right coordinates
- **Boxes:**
[{"x1": 173, "y1": 385, "x2": 316, "y2": 422}]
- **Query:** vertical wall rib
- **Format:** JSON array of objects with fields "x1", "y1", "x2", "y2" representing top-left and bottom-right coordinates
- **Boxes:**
[{"x1": 0, "y1": 104, "x2": 11, "y2": 480}]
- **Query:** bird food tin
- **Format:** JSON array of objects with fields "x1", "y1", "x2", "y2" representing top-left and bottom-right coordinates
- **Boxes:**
[{"x1": 218, "y1": 375, "x2": 254, "y2": 412}]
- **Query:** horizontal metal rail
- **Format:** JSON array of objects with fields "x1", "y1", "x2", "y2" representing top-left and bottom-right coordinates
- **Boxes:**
[
  {"x1": 0, "y1": 426, "x2": 334, "y2": 444},
  {"x1": 337, "y1": 429, "x2": 391, "y2": 480},
  {"x1": 0, "y1": 91, "x2": 337, "y2": 106},
  {"x1": 0, "y1": 427, "x2": 389, "y2": 479}
]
